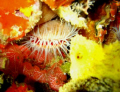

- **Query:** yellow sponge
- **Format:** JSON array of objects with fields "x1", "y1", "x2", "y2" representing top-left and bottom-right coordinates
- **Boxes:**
[{"x1": 70, "y1": 35, "x2": 120, "y2": 82}]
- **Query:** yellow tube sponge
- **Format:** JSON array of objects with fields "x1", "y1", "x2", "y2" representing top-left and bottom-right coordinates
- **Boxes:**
[{"x1": 70, "y1": 35, "x2": 120, "y2": 82}]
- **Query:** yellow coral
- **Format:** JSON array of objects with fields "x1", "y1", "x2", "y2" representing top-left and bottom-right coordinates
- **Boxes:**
[
  {"x1": 55, "y1": 6, "x2": 87, "y2": 28},
  {"x1": 70, "y1": 35, "x2": 120, "y2": 82}
]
